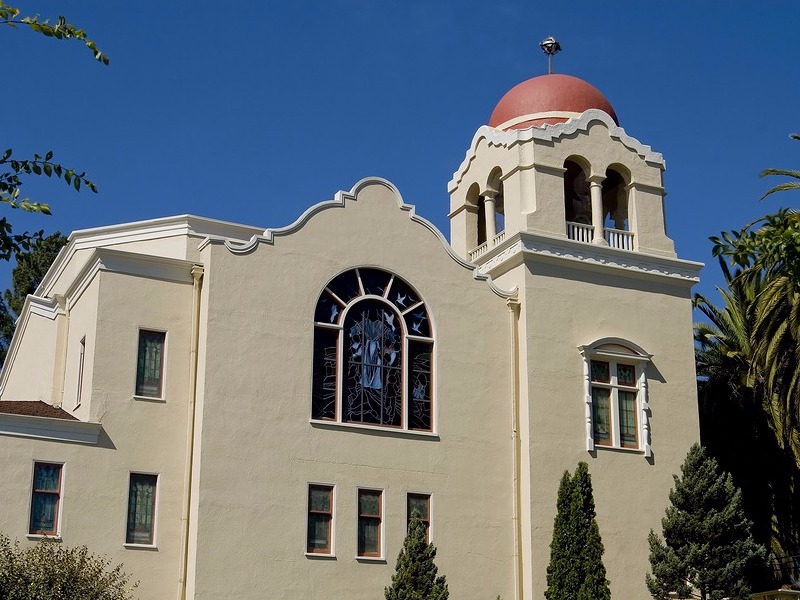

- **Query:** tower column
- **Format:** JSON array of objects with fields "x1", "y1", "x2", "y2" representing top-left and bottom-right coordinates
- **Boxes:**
[
  {"x1": 483, "y1": 189, "x2": 498, "y2": 242},
  {"x1": 589, "y1": 177, "x2": 607, "y2": 245}
]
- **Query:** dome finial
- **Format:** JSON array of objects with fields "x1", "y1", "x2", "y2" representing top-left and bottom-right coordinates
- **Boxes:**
[{"x1": 539, "y1": 36, "x2": 562, "y2": 74}]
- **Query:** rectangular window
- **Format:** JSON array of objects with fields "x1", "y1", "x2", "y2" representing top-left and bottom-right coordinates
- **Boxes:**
[
  {"x1": 29, "y1": 462, "x2": 62, "y2": 535},
  {"x1": 75, "y1": 336, "x2": 86, "y2": 409},
  {"x1": 135, "y1": 330, "x2": 165, "y2": 398},
  {"x1": 407, "y1": 493, "x2": 431, "y2": 543},
  {"x1": 590, "y1": 359, "x2": 639, "y2": 450},
  {"x1": 307, "y1": 485, "x2": 333, "y2": 554},
  {"x1": 357, "y1": 489, "x2": 382, "y2": 557},
  {"x1": 126, "y1": 473, "x2": 157, "y2": 545}
]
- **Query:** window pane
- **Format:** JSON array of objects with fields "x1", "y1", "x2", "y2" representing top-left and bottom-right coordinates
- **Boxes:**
[
  {"x1": 311, "y1": 327, "x2": 339, "y2": 420},
  {"x1": 590, "y1": 360, "x2": 609, "y2": 383},
  {"x1": 404, "y1": 305, "x2": 430, "y2": 338},
  {"x1": 619, "y1": 390, "x2": 638, "y2": 448},
  {"x1": 33, "y1": 464, "x2": 60, "y2": 491},
  {"x1": 358, "y1": 268, "x2": 392, "y2": 297},
  {"x1": 309, "y1": 486, "x2": 331, "y2": 512},
  {"x1": 314, "y1": 291, "x2": 343, "y2": 324},
  {"x1": 408, "y1": 340, "x2": 432, "y2": 431},
  {"x1": 30, "y1": 492, "x2": 58, "y2": 533},
  {"x1": 127, "y1": 474, "x2": 157, "y2": 544},
  {"x1": 326, "y1": 270, "x2": 360, "y2": 305},
  {"x1": 136, "y1": 331, "x2": 165, "y2": 397},
  {"x1": 307, "y1": 513, "x2": 331, "y2": 552},
  {"x1": 591, "y1": 387, "x2": 611, "y2": 444},
  {"x1": 343, "y1": 301, "x2": 402, "y2": 427},
  {"x1": 617, "y1": 363, "x2": 636, "y2": 386},
  {"x1": 359, "y1": 491, "x2": 381, "y2": 517},
  {"x1": 358, "y1": 518, "x2": 380, "y2": 555},
  {"x1": 408, "y1": 495, "x2": 429, "y2": 520}
]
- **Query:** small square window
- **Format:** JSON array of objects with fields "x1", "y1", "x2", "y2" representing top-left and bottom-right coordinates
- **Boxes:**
[
  {"x1": 126, "y1": 473, "x2": 157, "y2": 545},
  {"x1": 29, "y1": 462, "x2": 62, "y2": 535},
  {"x1": 135, "y1": 330, "x2": 165, "y2": 398},
  {"x1": 407, "y1": 493, "x2": 431, "y2": 543},
  {"x1": 357, "y1": 489, "x2": 382, "y2": 558},
  {"x1": 307, "y1": 485, "x2": 333, "y2": 554}
]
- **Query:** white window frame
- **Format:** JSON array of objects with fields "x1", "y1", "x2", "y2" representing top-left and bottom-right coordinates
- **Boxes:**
[
  {"x1": 123, "y1": 471, "x2": 159, "y2": 548},
  {"x1": 305, "y1": 482, "x2": 336, "y2": 558},
  {"x1": 355, "y1": 487, "x2": 385, "y2": 561},
  {"x1": 133, "y1": 328, "x2": 168, "y2": 401},
  {"x1": 579, "y1": 339, "x2": 651, "y2": 456}
]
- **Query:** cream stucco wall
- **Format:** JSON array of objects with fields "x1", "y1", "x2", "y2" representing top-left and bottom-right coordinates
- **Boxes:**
[{"x1": 188, "y1": 181, "x2": 516, "y2": 599}]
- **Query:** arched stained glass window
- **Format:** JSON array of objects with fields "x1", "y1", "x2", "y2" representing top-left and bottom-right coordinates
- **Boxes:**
[{"x1": 312, "y1": 268, "x2": 434, "y2": 432}]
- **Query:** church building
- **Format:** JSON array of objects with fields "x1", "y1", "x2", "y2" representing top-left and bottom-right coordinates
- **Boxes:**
[{"x1": 0, "y1": 67, "x2": 701, "y2": 598}]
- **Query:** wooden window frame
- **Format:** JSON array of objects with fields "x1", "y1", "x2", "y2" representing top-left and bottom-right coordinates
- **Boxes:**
[
  {"x1": 590, "y1": 359, "x2": 640, "y2": 450},
  {"x1": 357, "y1": 488, "x2": 383, "y2": 558},
  {"x1": 306, "y1": 484, "x2": 334, "y2": 555},
  {"x1": 406, "y1": 493, "x2": 431, "y2": 543},
  {"x1": 29, "y1": 462, "x2": 63, "y2": 536}
]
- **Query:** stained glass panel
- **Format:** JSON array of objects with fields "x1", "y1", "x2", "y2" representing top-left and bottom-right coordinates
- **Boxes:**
[
  {"x1": 314, "y1": 291, "x2": 343, "y2": 324},
  {"x1": 408, "y1": 495, "x2": 429, "y2": 520},
  {"x1": 359, "y1": 491, "x2": 381, "y2": 516},
  {"x1": 591, "y1": 387, "x2": 611, "y2": 445},
  {"x1": 312, "y1": 327, "x2": 339, "y2": 420},
  {"x1": 408, "y1": 340, "x2": 432, "y2": 431},
  {"x1": 343, "y1": 300, "x2": 402, "y2": 427},
  {"x1": 358, "y1": 268, "x2": 392, "y2": 297},
  {"x1": 590, "y1": 360, "x2": 609, "y2": 383},
  {"x1": 126, "y1": 474, "x2": 157, "y2": 545},
  {"x1": 404, "y1": 305, "x2": 430, "y2": 338},
  {"x1": 327, "y1": 270, "x2": 360, "y2": 304},
  {"x1": 136, "y1": 331, "x2": 165, "y2": 397},
  {"x1": 388, "y1": 277, "x2": 418, "y2": 312},
  {"x1": 617, "y1": 363, "x2": 636, "y2": 387},
  {"x1": 33, "y1": 464, "x2": 60, "y2": 491},
  {"x1": 307, "y1": 514, "x2": 330, "y2": 551},
  {"x1": 619, "y1": 390, "x2": 638, "y2": 448},
  {"x1": 309, "y1": 486, "x2": 331, "y2": 512}
]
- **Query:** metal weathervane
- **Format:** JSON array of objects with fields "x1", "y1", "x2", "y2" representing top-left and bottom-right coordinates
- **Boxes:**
[{"x1": 539, "y1": 36, "x2": 562, "y2": 74}]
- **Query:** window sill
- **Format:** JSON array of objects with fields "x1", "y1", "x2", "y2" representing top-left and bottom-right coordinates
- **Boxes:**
[
  {"x1": 132, "y1": 395, "x2": 166, "y2": 403},
  {"x1": 310, "y1": 419, "x2": 439, "y2": 440},
  {"x1": 355, "y1": 556, "x2": 386, "y2": 564},
  {"x1": 27, "y1": 534, "x2": 60, "y2": 541},
  {"x1": 123, "y1": 543, "x2": 158, "y2": 551},
  {"x1": 594, "y1": 444, "x2": 645, "y2": 454},
  {"x1": 305, "y1": 552, "x2": 336, "y2": 560}
]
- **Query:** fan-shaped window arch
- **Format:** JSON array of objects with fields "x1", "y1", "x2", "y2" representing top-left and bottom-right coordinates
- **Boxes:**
[{"x1": 312, "y1": 268, "x2": 434, "y2": 432}]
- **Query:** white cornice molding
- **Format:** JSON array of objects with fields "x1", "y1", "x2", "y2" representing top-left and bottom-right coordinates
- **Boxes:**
[
  {"x1": 449, "y1": 110, "x2": 665, "y2": 192},
  {"x1": 0, "y1": 412, "x2": 102, "y2": 445},
  {"x1": 477, "y1": 232, "x2": 702, "y2": 284},
  {"x1": 38, "y1": 215, "x2": 261, "y2": 298},
  {"x1": 65, "y1": 249, "x2": 195, "y2": 310},
  {"x1": 198, "y1": 177, "x2": 518, "y2": 300}
]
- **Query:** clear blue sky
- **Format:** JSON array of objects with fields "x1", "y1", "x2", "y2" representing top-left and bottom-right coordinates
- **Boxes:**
[{"x1": 3, "y1": 1, "x2": 799, "y2": 303}]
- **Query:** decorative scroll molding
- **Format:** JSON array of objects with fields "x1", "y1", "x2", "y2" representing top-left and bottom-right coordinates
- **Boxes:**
[
  {"x1": 449, "y1": 110, "x2": 665, "y2": 192},
  {"x1": 199, "y1": 177, "x2": 518, "y2": 300},
  {"x1": 476, "y1": 232, "x2": 702, "y2": 284}
]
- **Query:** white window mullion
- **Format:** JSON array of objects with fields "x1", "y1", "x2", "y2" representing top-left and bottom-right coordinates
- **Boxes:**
[{"x1": 639, "y1": 366, "x2": 651, "y2": 457}]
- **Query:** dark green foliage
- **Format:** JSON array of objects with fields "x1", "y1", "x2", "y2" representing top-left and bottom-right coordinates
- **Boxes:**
[
  {"x1": 0, "y1": 534, "x2": 137, "y2": 599},
  {"x1": 385, "y1": 511, "x2": 448, "y2": 600},
  {"x1": 0, "y1": 231, "x2": 67, "y2": 365},
  {"x1": 646, "y1": 443, "x2": 766, "y2": 600},
  {"x1": 545, "y1": 462, "x2": 610, "y2": 600}
]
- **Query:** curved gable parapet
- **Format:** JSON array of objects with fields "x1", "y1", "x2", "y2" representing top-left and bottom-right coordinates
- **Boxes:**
[
  {"x1": 199, "y1": 177, "x2": 518, "y2": 300},
  {"x1": 449, "y1": 110, "x2": 664, "y2": 192}
]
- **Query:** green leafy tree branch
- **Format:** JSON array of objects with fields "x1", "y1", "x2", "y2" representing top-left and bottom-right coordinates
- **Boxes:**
[{"x1": 0, "y1": 1, "x2": 106, "y2": 260}]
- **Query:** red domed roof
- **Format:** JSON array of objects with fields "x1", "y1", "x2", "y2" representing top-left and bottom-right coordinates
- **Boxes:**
[{"x1": 489, "y1": 73, "x2": 618, "y2": 130}]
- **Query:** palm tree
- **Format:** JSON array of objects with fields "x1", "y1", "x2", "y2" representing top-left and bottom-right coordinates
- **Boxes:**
[{"x1": 761, "y1": 134, "x2": 800, "y2": 200}]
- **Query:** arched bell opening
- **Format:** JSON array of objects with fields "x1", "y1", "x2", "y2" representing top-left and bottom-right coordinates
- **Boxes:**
[
  {"x1": 601, "y1": 166, "x2": 633, "y2": 250},
  {"x1": 563, "y1": 158, "x2": 593, "y2": 243}
]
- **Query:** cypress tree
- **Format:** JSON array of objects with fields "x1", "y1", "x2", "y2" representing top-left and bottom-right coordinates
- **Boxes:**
[
  {"x1": 646, "y1": 443, "x2": 766, "y2": 600},
  {"x1": 385, "y1": 511, "x2": 448, "y2": 600},
  {"x1": 546, "y1": 462, "x2": 610, "y2": 600}
]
